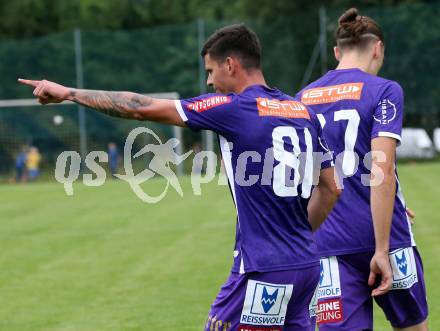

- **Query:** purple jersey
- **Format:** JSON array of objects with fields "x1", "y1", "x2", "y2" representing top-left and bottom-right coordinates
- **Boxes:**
[
  {"x1": 175, "y1": 85, "x2": 333, "y2": 273},
  {"x1": 297, "y1": 68, "x2": 414, "y2": 256}
]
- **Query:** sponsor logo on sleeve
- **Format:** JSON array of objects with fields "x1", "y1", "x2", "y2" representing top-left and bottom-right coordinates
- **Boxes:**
[
  {"x1": 374, "y1": 99, "x2": 397, "y2": 124},
  {"x1": 301, "y1": 83, "x2": 364, "y2": 105},
  {"x1": 389, "y1": 247, "x2": 418, "y2": 290},
  {"x1": 240, "y1": 280, "x2": 293, "y2": 326},
  {"x1": 187, "y1": 96, "x2": 232, "y2": 112},
  {"x1": 256, "y1": 98, "x2": 310, "y2": 119},
  {"x1": 316, "y1": 298, "x2": 343, "y2": 325}
]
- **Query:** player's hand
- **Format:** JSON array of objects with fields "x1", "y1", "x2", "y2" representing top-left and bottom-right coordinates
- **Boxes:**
[
  {"x1": 368, "y1": 251, "x2": 392, "y2": 297},
  {"x1": 406, "y1": 207, "x2": 416, "y2": 225},
  {"x1": 18, "y1": 78, "x2": 71, "y2": 105}
]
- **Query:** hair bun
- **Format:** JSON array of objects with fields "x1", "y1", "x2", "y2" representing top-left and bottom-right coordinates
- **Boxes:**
[
  {"x1": 335, "y1": 8, "x2": 384, "y2": 47},
  {"x1": 338, "y1": 8, "x2": 359, "y2": 25},
  {"x1": 337, "y1": 8, "x2": 367, "y2": 41}
]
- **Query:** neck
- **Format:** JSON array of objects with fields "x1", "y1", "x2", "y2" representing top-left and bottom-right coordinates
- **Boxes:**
[
  {"x1": 235, "y1": 69, "x2": 268, "y2": 93},
  {"x1": 336, "y1": 52, "x2": 378, "y2": 75}
]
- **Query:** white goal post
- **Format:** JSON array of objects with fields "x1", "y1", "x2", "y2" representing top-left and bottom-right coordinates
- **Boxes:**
[{"x1": 0, "y1": 92, "x2": 188, "y2": 176}]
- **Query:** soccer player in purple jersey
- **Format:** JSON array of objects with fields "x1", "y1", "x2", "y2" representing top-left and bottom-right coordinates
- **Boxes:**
[
  {"x1": 298, "y1": 8, "x2": 429, "y2": 331},
  {"x1": 19, "y1": 24, "x2": 340, "y2": 331}
]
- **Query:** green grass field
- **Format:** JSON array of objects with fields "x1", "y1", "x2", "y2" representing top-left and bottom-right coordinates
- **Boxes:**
[{"x1": 0, "y1": 162, "x2": 438, "y2": 331}]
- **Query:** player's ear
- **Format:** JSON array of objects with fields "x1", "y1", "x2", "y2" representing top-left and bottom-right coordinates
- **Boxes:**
[
  {"x1": 334, "y1": 46, "x2": 342, "y2": 62},
  {"x1": 225, "y1": 56, "x2": 235, "y2": 75},
  {"x1": 373, "y1": 40, "x2": 384, "y2": 59}
]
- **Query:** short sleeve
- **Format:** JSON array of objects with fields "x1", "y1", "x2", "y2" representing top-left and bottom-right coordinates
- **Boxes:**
[
  {"x1": 174, "y1": 93, "x2": 238, "y2": 135},
  {"x1": 371, "y1": 81, "x2": 404, "y2": 144}
]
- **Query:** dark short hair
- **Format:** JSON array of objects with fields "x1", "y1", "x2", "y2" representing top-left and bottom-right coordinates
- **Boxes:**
[
  {"x1": 336, "y1": 8, "x2": 385, "y2": 50},
  {"x1": 201, "y1": 23, "x2": 262, "y2": 70}
]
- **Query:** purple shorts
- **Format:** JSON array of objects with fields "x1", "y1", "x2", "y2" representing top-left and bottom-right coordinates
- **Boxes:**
[
  {"x1": 310, "y1": 247, "x2": 428, "y2": 330},
  {"x1": 204, "y1": 265, "x2": 319, "y2": 331}
]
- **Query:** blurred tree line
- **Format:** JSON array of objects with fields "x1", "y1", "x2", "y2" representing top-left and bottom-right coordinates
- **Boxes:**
[
  {"x1": 0, "y1": 0, "x2": 437, "y2": 159},
  {"x1": 0, "y1": 0, "x2": 432, "y2": 39}
]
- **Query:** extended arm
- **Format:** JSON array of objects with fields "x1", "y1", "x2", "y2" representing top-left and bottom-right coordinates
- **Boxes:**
[
  {"x1": 308, "y1": 167, "x2": 341, "y2": 231},
  {"x1": 18, "y1": 79, "x2": 185, "y2": 126}
]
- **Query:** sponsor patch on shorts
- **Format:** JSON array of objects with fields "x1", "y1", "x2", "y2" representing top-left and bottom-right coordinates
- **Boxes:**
[
  {"x1": 309, "y1": 257, "x2": 341, "y2": 317},
  {"x1": 240, "y1": 280, "x2": 293, "y2": 326},
  {"x1": 316, "y1": 298, "x2": 343, "y2": 324},
  {"x1": 389, "y1": 247, "x2": 418, "y2": 290},
  {"x1": 317, "y1": 257, "x2": 341, "y2": 299},
  {"x1": 309, "y1": 284, "x2": 319, "y2": 317}
]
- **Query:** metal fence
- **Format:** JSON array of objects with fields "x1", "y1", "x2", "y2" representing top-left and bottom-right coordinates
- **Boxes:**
[{"x1": 0, "y1": 2, "x2": 438, "y2": 178}]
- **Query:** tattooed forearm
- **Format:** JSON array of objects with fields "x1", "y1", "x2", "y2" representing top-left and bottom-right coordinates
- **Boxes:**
[{"x1": 69, "y1": 89, "x2": 153, "y2": 119}]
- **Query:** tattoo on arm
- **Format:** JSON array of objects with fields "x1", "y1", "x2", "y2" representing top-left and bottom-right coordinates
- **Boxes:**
[{"x1": 69, "y1": 89, "x2": 153, "y2": 119}]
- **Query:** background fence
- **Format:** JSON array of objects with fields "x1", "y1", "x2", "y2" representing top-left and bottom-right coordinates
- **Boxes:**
[{"x1": 0, "y1": 2, "x2": 438, "y2": 178}]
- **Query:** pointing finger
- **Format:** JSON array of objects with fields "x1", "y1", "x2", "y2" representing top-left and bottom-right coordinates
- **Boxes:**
[
  {"x1": 18, "y1": 78, "x2": 40, "y2": 88},
  {"x1": 34, "y1": 83, "x2": 45, "y2": 97}
]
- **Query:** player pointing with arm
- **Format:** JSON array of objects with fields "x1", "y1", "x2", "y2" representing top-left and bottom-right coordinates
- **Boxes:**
[
  {"x1": 18, "y1": 79, "x2": 185, "y2": 125},
  {"x1": 298, "y1": 9, "x2": 428, "y2": 331},
  {"x1": 20, "y1": 24, "x2": 339, "y2": 331}
]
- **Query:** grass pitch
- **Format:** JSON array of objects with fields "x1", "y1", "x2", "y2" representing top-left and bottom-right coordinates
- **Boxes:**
[{"x1": 0, "y1": 162, "x2": 438, "y2": 331}]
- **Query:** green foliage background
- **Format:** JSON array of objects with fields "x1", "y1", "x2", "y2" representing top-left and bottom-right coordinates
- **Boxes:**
[{"x1": 0, "y1": 0, "x2": 438, "y2": 174}]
